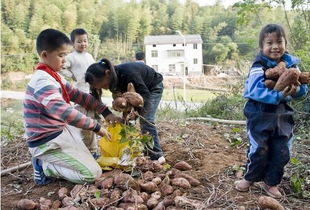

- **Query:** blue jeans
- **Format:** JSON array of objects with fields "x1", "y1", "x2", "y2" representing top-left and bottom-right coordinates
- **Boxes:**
[{"x1": 140, "y1": 82, "x2": 164, "y2": 159}]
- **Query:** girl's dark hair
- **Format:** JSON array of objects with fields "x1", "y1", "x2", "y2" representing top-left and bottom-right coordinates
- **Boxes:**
[
  {"x1": 85, "y1": 58, "x2": 118, "y2": 100},
  {"x1": 259, "y1": 24, "x2": 287, "y2": 49}
]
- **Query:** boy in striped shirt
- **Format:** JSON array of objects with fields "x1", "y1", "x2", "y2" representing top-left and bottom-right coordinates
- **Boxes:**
[{"x1": 23, "y1": 29, "x2": 121, "y2": 185}]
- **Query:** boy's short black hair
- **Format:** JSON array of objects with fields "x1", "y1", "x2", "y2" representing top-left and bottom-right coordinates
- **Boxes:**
[
  {"x1": 70, "y1": 28, "x2": 88, "y2": 43},
  {"x1": 36, "y1": 29, "x2": 70, "y2": 54},
  {"x1": 259, "y1": 24, "x2": 287, "y2": 49},
  {"x1": 135, "y1": 52, "x2": 145, "y2": 60}
]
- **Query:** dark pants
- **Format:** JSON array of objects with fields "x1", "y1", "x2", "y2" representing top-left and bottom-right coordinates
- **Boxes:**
[
  {"x1": 244, "y1": 100, "x2": 294, "y2": 186},
  {"x1": 140, "y1": 83, "x2": 164, "y2": 160}
]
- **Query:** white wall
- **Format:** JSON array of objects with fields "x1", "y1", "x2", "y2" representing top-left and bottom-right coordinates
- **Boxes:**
[{"x1": 145, "y1": 43, "x2": 203, "y2": 75}]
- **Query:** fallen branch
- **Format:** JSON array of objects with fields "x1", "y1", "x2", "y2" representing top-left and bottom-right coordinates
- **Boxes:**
[
  {"x1": 186, "y1": 117, "x2": 246, "y2": 125},
  {"x1": 1, "y1": 161, "x2": 31, "y2": 176}
]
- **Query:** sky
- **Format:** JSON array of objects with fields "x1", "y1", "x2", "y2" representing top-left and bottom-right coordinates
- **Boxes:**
[{"x1": 179, "y1": 0, "x2": 294, "y2": 9}]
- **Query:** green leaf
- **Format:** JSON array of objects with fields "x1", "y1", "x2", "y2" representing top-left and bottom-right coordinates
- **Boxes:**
[
  {"x1": 290, "y1": 157, "x2": 301, "y2": 165},
  {"x1": 95, "y1": 191, "x2": 101, "y2": 199},
  {"x1": 291, "y1": 175, "x2": 303, "y2": 195}
]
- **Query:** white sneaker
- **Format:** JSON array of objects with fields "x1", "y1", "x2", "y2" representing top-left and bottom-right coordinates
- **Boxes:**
[{"x1": 158, "y1": 156, "x2": 166, "y2": 164}]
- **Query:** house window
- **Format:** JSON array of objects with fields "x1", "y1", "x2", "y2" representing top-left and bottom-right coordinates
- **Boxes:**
[
  {"x1": 151, "y1": 50, "x2": 158, "y2": 57},
  {"x1": 152, "y1": 65, "x2": 158, "y2": 71},
  {"x1": 153, "y1": 44, "x2": 156, "y2": 47},
  {"x1": 193, "y1": 44, "x2": 197, "y2": 49},
  {"x1": 169, "y1": 64, "x2": 176, "y2": 72},
  {"x1": 193, "y1": 58, "x2": 198, "y2": 64},
  {"x1": 167, "y1": 50, "x2": 184, "y2": 57},
  {"x1": 173, "y1": 44, "x2": 176, "y2": 47}
]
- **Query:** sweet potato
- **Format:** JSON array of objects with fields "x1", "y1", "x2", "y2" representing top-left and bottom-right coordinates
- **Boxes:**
[
  {"x1": 90, "y1": 197, "x2": 110, "y2": 207},
  {"x1": 264, "y1": 79, "x2": 276, "y2": 89},
  {"x1": 17, "y1": 199, "x2": 38, "y2": 210},
  {"x1": 140, "y1": 181, "x2": 158, "y2": 192},
  {"x1": 110, "y1": 188, "x2": 122, "y2": 202},
  {"x1": 122, "y1": 190, "x2": 144, "y2": 204},
  {"x1": 58, "y1": 206, "x2": 79, "y2": 210},
  {"x1": 135, "y1": 156, "x2": 147, "y2": 166},
  {"x1": 118, "y1": 203, "x2": 135, "y2": 209},
  {"x1": 152, "y1": 177, "x2": 162, "y2": 185},
  {"x1": 147, "y1": 197, "x2": 159, "y2": 209},
  {"x1": 151, "y1": 191, "x2": 162, "y2": 200},
  {"x1": 122, "y1": 92, "x2": 144, "y2": 107},
  {"x1": 160, "y1": 184, "x2": 174, "y2": 196},
  {"x1": 174, "y1": 196, "x2": 203, "y2": 209},
  {"x1": 58, "y1": 187, "x2": 69, "y2": 200},
  {"x1": 173, "y1": 161, "x2": 192, "y2": 171},
  {"x1": 112, "y1": 97, "x2": 128, "y2": 111},
  {"x1": 173, "y1": 189, "x2": 183, "y2": 197},
  {"x1": 174, "y1": 173, "x2": 201, "y2": 186},
  {"x1": 153, "y1": 161, "x2": 164, "y2": 171},
  {"x1": 137, "y1": 204, "x2": 148, "y2": 210},
  {"x1": 163, "y1": 197, "x2": 175, "y2": 207},
  {"x1": 258, "y1": 196, "x2": 284, "y2": 210},
  {"x1": 274, "y1": 68, "x2": 300, "y2": 91},
  {"x1": 70, "y1": 185, "x2": 84, "y2": 198},
  {"x1": 172, "y1": 178, "x2": 191, "y2": 189},
  {"x1": 143, "y1": 171, "x2": 154, "y2": 181},
  {"x1": 265, "y1": 61, "x2": 286, "y2": 79},
  {"x1": 51, "y1": 200, "x2": 62, "y2": 209},
  {"x1": 299, "y1": 72, "x2": 310, "y2": 84},
  {"x1": 127, "y1": 83, "x2": 136, "y2": 92},
  {"x1": 114, "y1": 173, "x2": 139, "y2": 191},
  {"x1": 39, "y1": 197, "x2": 53, "y2": 210},
  {"x1": 106, "y1": 207, "x2": 124, "y2": 210},
  {"x1": 62, "y1": 197, "x2": 75, "y2": 207},
  {"x1": 153, "y1": 201, "x2": 165, "y2": 210},
  {"x1": 100, "y1": 177, "x2": 114, "y2": 189}
]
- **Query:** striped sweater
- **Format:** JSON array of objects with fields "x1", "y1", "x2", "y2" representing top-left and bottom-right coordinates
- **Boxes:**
[{"x1": 23, "y1": 70, "x2": 112, "y2": 147}]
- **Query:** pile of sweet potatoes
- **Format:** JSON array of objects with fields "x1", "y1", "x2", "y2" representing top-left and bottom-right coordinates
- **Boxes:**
[
  {"x1": 16, "y1": 158, "x2": 204, "y2": 210},
  {"x1": 264, "y1": 61, "x2": 310, "y2": 94}
]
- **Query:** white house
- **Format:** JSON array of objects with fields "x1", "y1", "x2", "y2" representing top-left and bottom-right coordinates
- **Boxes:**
[{"x1": 144, "y1": 34, "x2": 203, "y2": 76}]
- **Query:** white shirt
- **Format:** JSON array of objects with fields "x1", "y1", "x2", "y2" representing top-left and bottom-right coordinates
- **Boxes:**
[{"x1": 61, "y1": 51, "x2": 95, "y2": 92}]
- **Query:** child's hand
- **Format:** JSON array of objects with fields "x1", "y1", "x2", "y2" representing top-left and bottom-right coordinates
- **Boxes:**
[
  {"x1": 105, "y1": 113, "x2": 123, "y2": 124},
  {"x1": 282, "y1": 85, "x2": 297, "y2": 96},
  {"x1": 96, "y1": 127, "x2": 111, "y2": 141}
]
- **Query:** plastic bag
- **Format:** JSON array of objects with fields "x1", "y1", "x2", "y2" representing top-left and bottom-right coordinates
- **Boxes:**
[{"x1": 97, "y1": 123, "x2": 143, "y2": 170}]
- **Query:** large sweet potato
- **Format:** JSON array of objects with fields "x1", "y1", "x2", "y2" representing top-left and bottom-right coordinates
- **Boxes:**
[
  {"x1": 299, "y1": 72, "x2": 310, "y2": 84},
  {"x1": 17, "y1": 199, "x2": 38, "y2": 210},
  {"x1": 274, "y1": 68, "x2": 300, "y2": 91},
  {"x1": 264, "y1": 79, "x2": 276, "y2": 89},
  {"x1": 265, "y1": 61, "x2": 286, "y2": 79},
  {"x1": 122, "y1": 92, "x2": 144, "y2": 107},
  {"x1": 112, "y1": 97, "x2": 127, "y2": 112},
  {"x1": 171, "y1": 178, "x2": 191, "y2": 189},
  {"x1": 258, "y1": 196, "x2": 284, "y2": 210},
  {"x1": 173, "y1": 161, "x2": 192, "y2": 171}
]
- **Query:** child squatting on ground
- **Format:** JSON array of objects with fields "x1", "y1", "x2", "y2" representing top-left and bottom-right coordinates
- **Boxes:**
[
  {"x1": 85, "y1": 58, "x2": 165, "y2": 162},
  {"x1": 23, "y1": 29, "x2": 121, "y2": 185},
  {"x1": 236, "y1": 24, "x2": 308, "y2": 198},
  {"x1": 61, "y1": 28, "x2": 100, "y2": 157}
]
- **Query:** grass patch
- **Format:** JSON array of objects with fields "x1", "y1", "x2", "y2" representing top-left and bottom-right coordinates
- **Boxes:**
[
  {"x1": 162, "y1": 88, "x2": 216, "y2": 102},
  {"x1": 1, "y1": 99, "x2": 24, "y2": 143}
]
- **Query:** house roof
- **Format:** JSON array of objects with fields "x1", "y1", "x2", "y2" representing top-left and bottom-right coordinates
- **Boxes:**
[{"x1": 144, "y1": 34, "x2": 203, "y2": 45}]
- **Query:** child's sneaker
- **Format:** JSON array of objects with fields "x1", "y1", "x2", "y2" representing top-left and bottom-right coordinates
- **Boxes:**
[
  {"x1": 91, "y1": 152, "x2": 100, "y2": 160},
  {"x1": 31, "y1": 157, "x2": 52, "y2": 185},
  {"x1": 235, "y1": 179, "x2": 253, "y2": 192},
  {"x1": 263, "y1": 184, "x2": 283, "y2": 198}
]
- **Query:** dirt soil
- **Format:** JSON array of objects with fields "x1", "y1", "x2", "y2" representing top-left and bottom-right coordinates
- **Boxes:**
[{"x1": 1, "y1": 121, "x2": 309, "y2": 209}]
